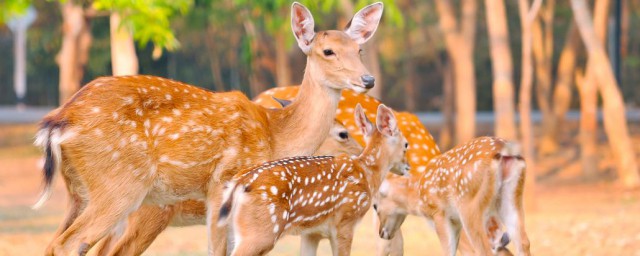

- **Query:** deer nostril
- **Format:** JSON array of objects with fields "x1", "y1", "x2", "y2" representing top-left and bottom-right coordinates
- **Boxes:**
[{"x1": 361, "y1": 75, "x2": 375, "y2": 89}]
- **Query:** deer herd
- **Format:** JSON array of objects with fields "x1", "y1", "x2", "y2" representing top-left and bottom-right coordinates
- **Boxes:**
[{"x1": 32, "y1": 2, "x2": 530, "y2": 256}]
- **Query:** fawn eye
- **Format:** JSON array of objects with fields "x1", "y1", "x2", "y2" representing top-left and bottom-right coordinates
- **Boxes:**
[
  {"x1": 404, "y1": 143, "x2": 409, "y2": 149},
  {"x1": 373, "y1": 204, "x2": 378, "y2": 211},
  {"x1": 338, "y1": 131, "x2": 349, "y2": 140},
  {"x1": 323, "y1": 49, "x2": 335, "y2": 56}
]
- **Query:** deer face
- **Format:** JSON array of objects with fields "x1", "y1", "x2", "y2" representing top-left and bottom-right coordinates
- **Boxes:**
[
  {"x1": 373, "y1": 180, "x2": 408, "y2": 240},
  {"x1": 375, "y1": 105, "x2": 410, "y2": 176},
  {"x1": 315, "y1": 120, "x2": 363, "y2": 156},
  {"x1": 291, "y1": 2, "x2": 383, "y2": 93}
]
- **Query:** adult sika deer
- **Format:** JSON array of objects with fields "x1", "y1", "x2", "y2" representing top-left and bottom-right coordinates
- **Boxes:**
[
  {"x1": 33, "y1": 2, "x2": 384, "y2": 255},
  {"x1": 217, "y1": 104, "x2": 409, "y2": 256}
]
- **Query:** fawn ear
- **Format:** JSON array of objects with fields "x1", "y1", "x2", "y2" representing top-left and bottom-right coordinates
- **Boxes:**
[
  {"x1": 344, "y1": 2, "x2": 383, "y2": 44},
  {"x1": 291, "y1": 2, "x2": 316, "y2": 54},
  {"x1": 354, "y1": 104, "x2": 374, "y2": 137},
  {"x1": 376, "y1": 104, "x2": 398, "y2": 137}
]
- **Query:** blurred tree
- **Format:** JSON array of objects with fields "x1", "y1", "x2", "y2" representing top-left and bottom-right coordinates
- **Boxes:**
[
  {"x1": 435, "y1": 0, "x2": 477, "y2": 144},
  {"x1": 580, "y1": 0, "x2": 610, "y2": 179},
  {"x1": 550, "y1": 23, "x2": 581, "y2": 143},
  {"x1": 485, "y1": 0, "x2": 517, "y2": 141},
  {"x1": 518, "y1": 0, "x2": 542, "y2": 209},
  {"x1": 93, "y1": 0, "x2": 193, "y2": 75},
  {"x1": 57, "y1": 1, "x2": 91, "y2": 104},
  {"x1": 0, "y1": 0, "x2": 30, "y2": 23},
  {"x1": 571, "y1": 0, "x2": 640, "y2": 188},
  {"x1": 532, "y1": 0, "x2": 557, "y2": 154}
]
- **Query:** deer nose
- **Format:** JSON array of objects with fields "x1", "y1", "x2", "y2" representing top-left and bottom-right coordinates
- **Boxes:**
[{"x1": 361, "y1": 75, "x2": 375, "y2": 89}]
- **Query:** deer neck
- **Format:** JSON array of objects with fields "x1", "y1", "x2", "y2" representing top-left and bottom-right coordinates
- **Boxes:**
[
  {"x1": 268, "y1": 62, "x2": 341, "y2": 159},
  {"x1": 357, "y1": 139, "x2": 390, "y2": 194}
]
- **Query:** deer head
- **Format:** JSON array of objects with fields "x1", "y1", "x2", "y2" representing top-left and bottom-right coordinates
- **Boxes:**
[
  {"x1": 291, "y1": 2, "x2": 383, "y2": 93},
  {"x1": 355, "y1": 104, "x2": 410, "y2": 176}
]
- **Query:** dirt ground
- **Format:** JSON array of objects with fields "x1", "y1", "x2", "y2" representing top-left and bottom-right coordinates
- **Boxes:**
[{"x1": 1, "y1": 123, "x2": 639, "y2": 255}]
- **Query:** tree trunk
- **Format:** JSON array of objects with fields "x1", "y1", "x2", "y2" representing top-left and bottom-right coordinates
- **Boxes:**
[
  {"x1": 403, "y1": 24, "x2": 416, "y2": 111},
  {"x1": 435, "y1": 0, "x2": 477, "y2": 144},
  {"x1": 364, "y1": 40, "x2": 383, "y2": 99},
  {"x1": 575, "y1": 70, "x2": 599, "y2": 178},
  {"x1": 518, "y1": 0, "x2": 542, "y2": 210},
  {"x1": 485, "y1": 0, "x2": 517, "y2": 141},
  {"x1": 274, "y1": 31, "x2": 291, "y2": 87},
  {"x1": 57, "y1": 1, "x2": 91, "y2": 105},
  {"x1": 205, "y1": 26, "x2": 226, "y2": 92},
  {"x1": 110, "y1": 12, "x2": 138, "y2": 76},
  {"x1": 440, "y1": 60, "x2": 455, "y2": 151},
  {"x1": 243, "y1": 19, "x2": 267, "y2": 97},
  {"x1": 551, "y1": 24, "x2": 581, "y2": 139},
  {"x1": 579, "y1": 0, "x2": 610, "y2": 179},
  {"x1": 571, "y1": 0, "x2": 640, "y2": 188},
  {"x1": 532, "y1": 0, "x2": 557, "y2": 154}
]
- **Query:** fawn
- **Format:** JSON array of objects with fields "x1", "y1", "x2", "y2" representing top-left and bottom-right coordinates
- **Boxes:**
[
  {"x1": 374, "y1": 137, "x2": 529, "y2": 255},
  {"x1": 92, "y1": 119, "x2": 362, "y2": 255},
  {"x1": 217, "y1": 104, "x2": 409, "y2": 255},
  {"x1": 34, "y1": 2, "x2": 384, "y2": 255}
]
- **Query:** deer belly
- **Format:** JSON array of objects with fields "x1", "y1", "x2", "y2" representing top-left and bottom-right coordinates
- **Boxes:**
[{"x1": 144, "y1": 167, "x2": 210, "y2": 205}]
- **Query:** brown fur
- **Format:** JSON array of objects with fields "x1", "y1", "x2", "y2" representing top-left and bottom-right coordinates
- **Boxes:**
[
  {"x1": 91, "y1": 121, "x2": 362, "y2": 255},
  {"x1": 218, "y1": 104, "x2": 407, "y2": 256},
  {"x1": 36, "y1": 2, "x2": 384, "y2": 255},
  {"x1": 409, "y1": 137, "x2": 530, "y2": 256}
]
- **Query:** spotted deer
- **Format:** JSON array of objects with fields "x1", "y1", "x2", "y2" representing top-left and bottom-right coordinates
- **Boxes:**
[
  {"x1": 373, "y1": 175, "x2": 511, "y2": 255},
  {"x1": 255, "y1": 86, "x2": 442, "y2": 255},
  {"x1": 217, "y1": 104, "x2": 409, "y2": 255},
  {"x1": 392, "y1": 137, "x2": 529, "y2": 255},
  {"x1": 91, "y1": 119, "x2": 362, "y2": 256},
  {"x1": 33, "y1": 2, "x2": 384, "y2": 255}
]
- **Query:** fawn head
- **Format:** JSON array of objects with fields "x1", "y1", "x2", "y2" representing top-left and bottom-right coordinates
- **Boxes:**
[
  {"x1": 315, "y1": 120, "x2": 363, "y2": 156},
  {"x1": 373, "y1": 179, "x2": 408, "y2": 239},
  {"x1": 354, "y1": 104, "x2": 409, "y2": 176},
  {"x1": 291, "y1": 2, "x2": 383, "y2": 93}
]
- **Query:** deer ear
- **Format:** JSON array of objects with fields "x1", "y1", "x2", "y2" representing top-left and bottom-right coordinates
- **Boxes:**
[
  {"x1": 376, "y1": 104, "x2": 398, "y2": 137},
  {"x1": 354, "y1": 104, "x2": 373, "y2": 137},
  {"x1": 344, "y1": 2, "x2": 383, "y2": 44},
  {"x1": 272, "y1": 96, "x2": 292, "y2": 108},
  {"x1": 291, "y1": 2, "x2": 315, "y2": 54}
]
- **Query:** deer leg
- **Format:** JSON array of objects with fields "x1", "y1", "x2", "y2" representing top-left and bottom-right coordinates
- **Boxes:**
[
  {"x1": 334, "y1": 222, "x2": 356, "y2": 256},
  {"x1": 376, "y1": 228, "x2": 404, "y2": 256},
  {"x1": 45, "y1": 192, "x2": 84, "y2": 256},
  {"x1": 227, "y1": 201, "x2": 279, "y2": 256},
  {"x1": 207, "y1": 185, "x2": 229, "y2": 256},
  {"x1": 50, "y1": 182, "x2": 148, "y2": 256},
  {"x1": 300, "y1": 233, "x2": 323, "y2": 256},
  {"x1": 500, "y1": 173, "x2": 530, "y2": 256},
  {"x1": 458, "y1": 205, "x2": 492, "y2": 256},
  {"x1": 432, "y1": 212, "x2": 461, "y2": 256},
  {"x1": 103, "y1": 205, "x2": 176, "y2": 256}
]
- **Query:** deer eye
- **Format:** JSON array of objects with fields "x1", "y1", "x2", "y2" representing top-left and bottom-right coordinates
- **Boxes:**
[
  {"x1": 338, "y1": 131, "x2": 349, "y2": 140},
  {"x1": 404, "y1": 143, "x2": 409, "y2": 149},
  {"x1": 373, "y1": 203, "x2": 378, "y2": 211},
  {"x1": 323, "y1": 49, "x2": 335, "y2": 56}
]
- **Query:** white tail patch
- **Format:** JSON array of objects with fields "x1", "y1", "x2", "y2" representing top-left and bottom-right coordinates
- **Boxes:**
[{"x1": 32, "y1": 128, "x2": 75, "y2": 210}]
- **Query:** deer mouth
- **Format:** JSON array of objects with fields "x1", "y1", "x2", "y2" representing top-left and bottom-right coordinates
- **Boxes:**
[{"x1": 349, "y1": 83, "x2": 370, "y2": 93}]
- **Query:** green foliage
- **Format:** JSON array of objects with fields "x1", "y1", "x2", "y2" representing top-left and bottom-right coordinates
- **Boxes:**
[
  {"x1": 92, "y1": 0, "x2": 194, "y2": 50},
  {"x1": 0, "y1": 0, "x2": 32, "y2": 24}
]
